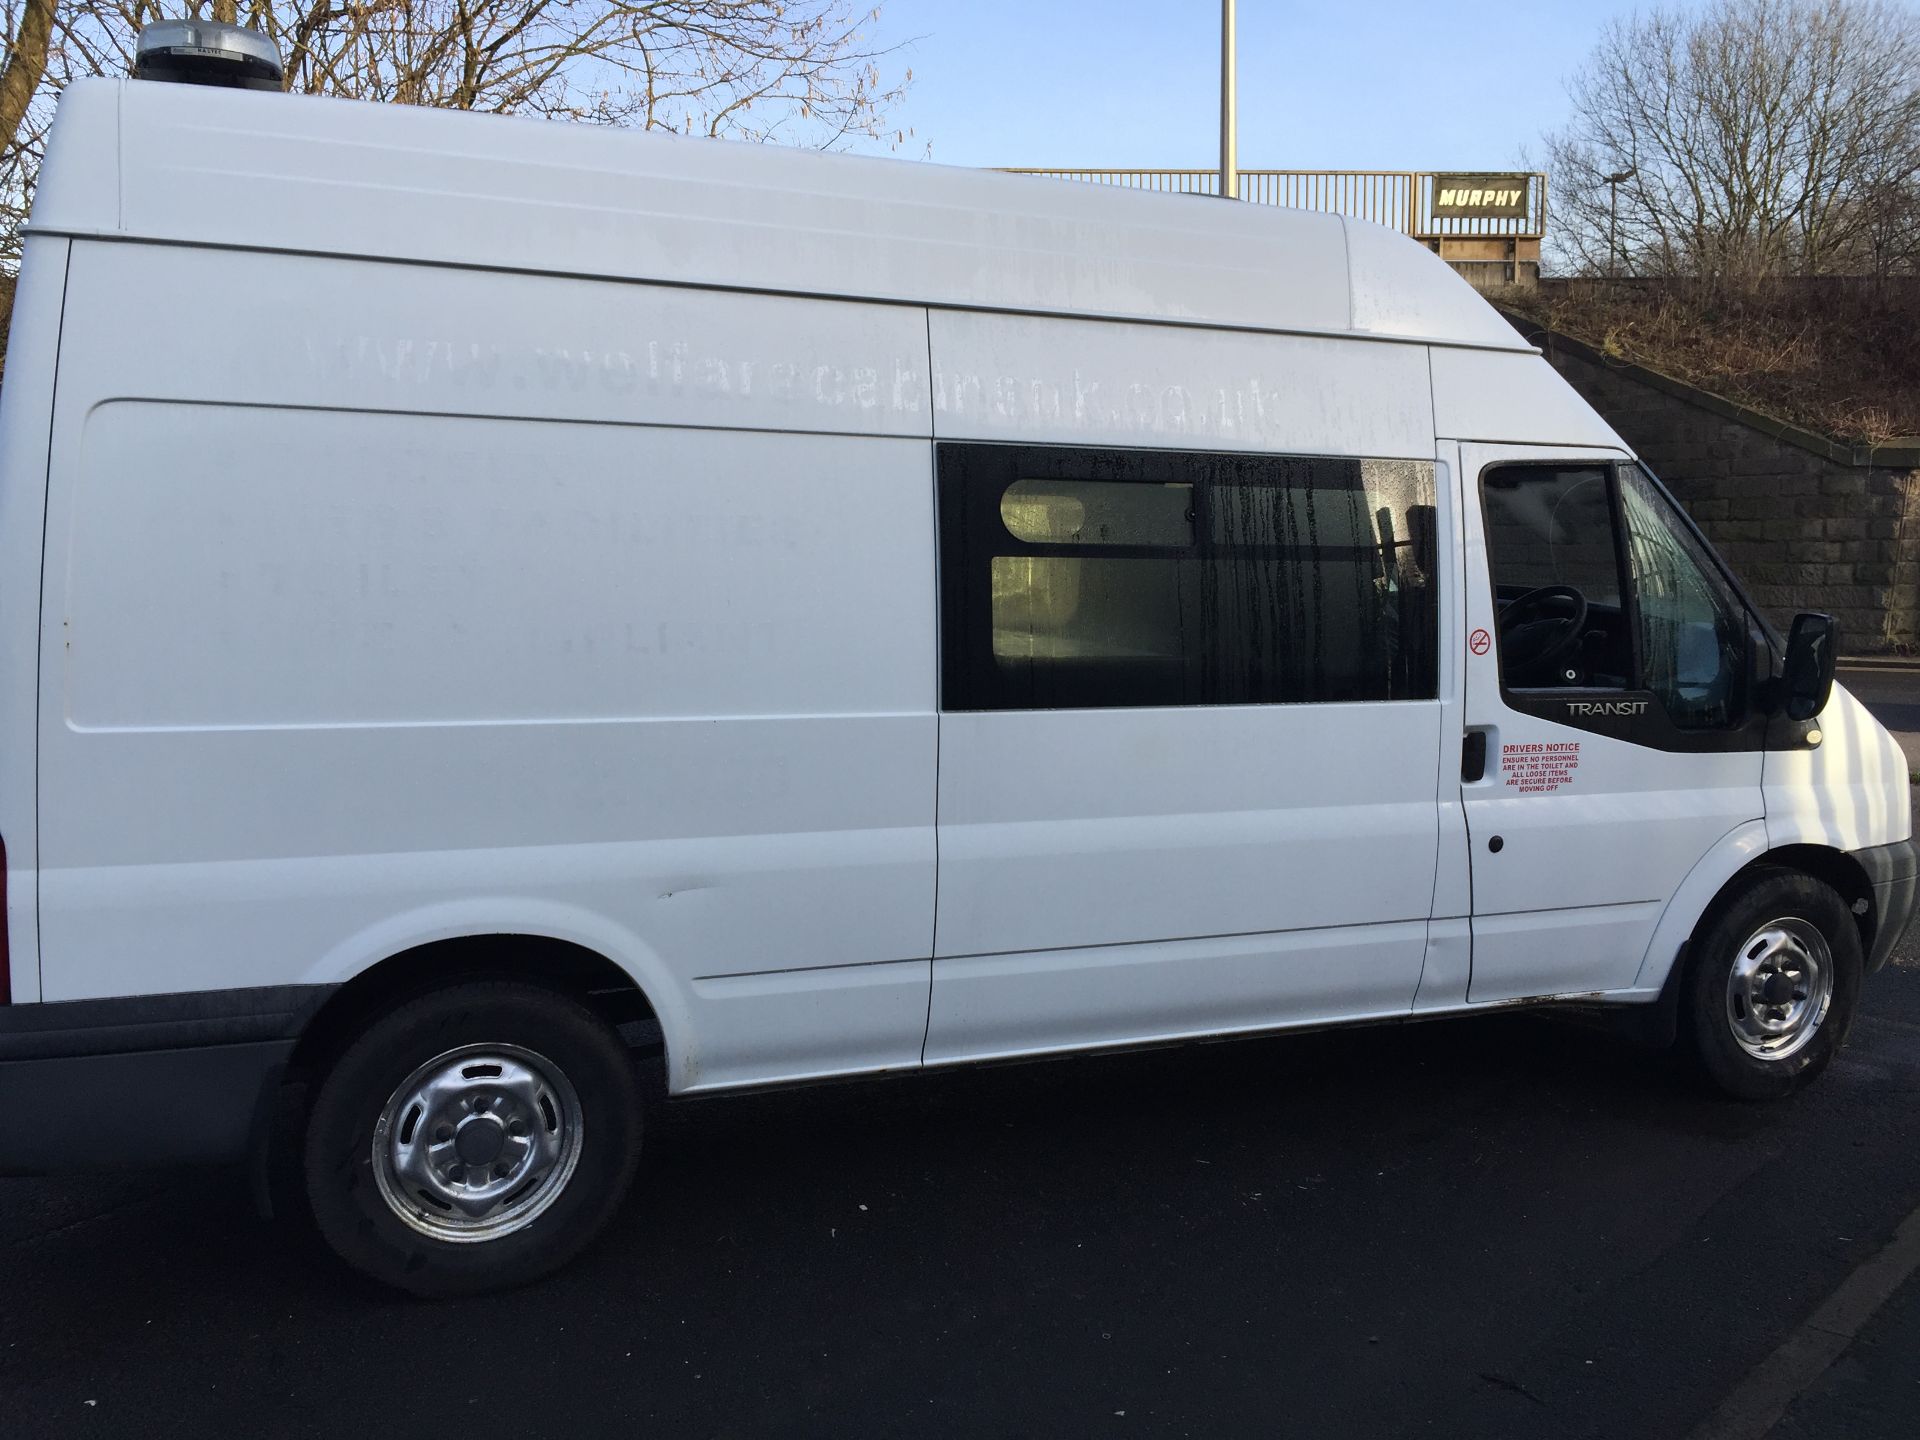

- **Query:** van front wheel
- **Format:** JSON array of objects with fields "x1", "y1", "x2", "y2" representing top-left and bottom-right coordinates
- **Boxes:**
[
  {"x1": 303, "y1": 981, "x2": 642, "y2": 1296},
  {"x1": 1684, "y1": 871, "x2": 1862, "y2": 1101}
]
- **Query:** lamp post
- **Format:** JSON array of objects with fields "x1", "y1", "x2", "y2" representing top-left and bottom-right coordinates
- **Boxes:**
[
  {"x1": 1220, "y1": 0, "x2": 1238, "y2": 199},
  {"x1": 1603, "y1": 166, "x2": 1636, "y2": 276}
]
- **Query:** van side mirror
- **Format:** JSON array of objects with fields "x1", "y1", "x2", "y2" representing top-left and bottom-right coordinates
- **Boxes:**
[{"x1": 1780, "y1": 612, "x2": 1837, "y2": 722}]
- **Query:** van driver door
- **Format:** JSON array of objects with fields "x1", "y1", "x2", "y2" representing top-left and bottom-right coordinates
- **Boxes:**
[{"x1": 1457, "y1": 444, "x2": 1769, "y2": 1002}]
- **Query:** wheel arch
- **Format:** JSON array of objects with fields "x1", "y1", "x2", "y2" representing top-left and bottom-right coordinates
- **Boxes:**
[
  {"x1": 1632, "y1": 819, "x2": 1771, "y2": 995},
  {"x1": 286, "y1": 933, "x2": 670, "y2": 1088},
  {"x1": 1736, "y1": 843, "x2": 1874, "y2": 955},
  {"x1": 1634, "y1": 826, "x2": 1874, "y2": 997}
]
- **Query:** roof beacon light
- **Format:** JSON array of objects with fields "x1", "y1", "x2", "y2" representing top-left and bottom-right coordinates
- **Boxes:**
[{"x1": 133, "y1": 20, "x2": 284, "y2": 91}]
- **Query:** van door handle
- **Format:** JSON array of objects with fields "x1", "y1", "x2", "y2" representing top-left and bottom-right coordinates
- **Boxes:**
[{"x1": 1462, "y1": 731, "x2": 1488, "y2": 783}]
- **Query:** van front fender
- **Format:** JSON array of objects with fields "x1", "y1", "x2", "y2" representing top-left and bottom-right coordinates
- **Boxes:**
[{"x1": 1630, "y1": 818, "x2": 1771, "y2": 994}]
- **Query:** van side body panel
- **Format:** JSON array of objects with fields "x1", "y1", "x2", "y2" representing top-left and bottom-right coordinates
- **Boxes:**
[
  {"x1": 37, "y1": 241, "x2": 941, "y2": 1093},
  {"x1": 0, "y1": 235, "x2": 69, "y2": 1006}
]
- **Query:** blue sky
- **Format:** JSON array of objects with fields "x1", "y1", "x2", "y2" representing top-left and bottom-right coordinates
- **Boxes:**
[{"x1": 847, "y1": 1, "x2": 1706, "y2": 169}]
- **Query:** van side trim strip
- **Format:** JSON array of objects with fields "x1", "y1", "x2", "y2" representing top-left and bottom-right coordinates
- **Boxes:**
[
  {"x1": 73, "y1": 395, "x2": 930, "y2": 448},
  {"x1": 0, "y1": 983, "x2": 330, "y2": 1061}
]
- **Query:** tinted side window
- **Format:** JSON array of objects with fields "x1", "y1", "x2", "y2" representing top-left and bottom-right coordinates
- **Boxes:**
[
  {"x1": 1482, "y1": 465, "x2": 1633, "y2": 690},
  {"x1": 939, "y1": 444, "x2": 1438, "y2": 711},
  {"x1": 1482, "y1": 466, "x2": 1621, "y2": 606}
]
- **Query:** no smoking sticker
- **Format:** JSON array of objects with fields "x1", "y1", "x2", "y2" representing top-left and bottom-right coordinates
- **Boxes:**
[{"x1": 1469, "y1": 628, "x2": 1492, "y2": 656}]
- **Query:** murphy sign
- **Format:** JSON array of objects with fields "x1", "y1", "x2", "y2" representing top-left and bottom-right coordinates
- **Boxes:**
[{"x1": 1432, "y1": 174, "x2": 1531, "y2": 221}]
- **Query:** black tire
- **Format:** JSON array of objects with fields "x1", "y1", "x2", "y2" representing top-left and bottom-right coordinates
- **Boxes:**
[
  {"x1": 1683, "y1": 869, "x2": 1862, "y2": 1101},
  {"x1": 303, "y1": 981, "x2": 642, "y2": 1297}
]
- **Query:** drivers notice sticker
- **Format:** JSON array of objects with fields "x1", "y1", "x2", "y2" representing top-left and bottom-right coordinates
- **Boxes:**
[{"x1": 1502, "y1": 741, "x2": 1580, "y2": 794}]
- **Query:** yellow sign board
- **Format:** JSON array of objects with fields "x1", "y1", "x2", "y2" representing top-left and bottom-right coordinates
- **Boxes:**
[{"x1": 1432, "y1": 174, "x2": 1531, "y2": 221}]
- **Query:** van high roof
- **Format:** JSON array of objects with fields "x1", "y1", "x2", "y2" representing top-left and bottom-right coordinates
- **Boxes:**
[{"x1": 31, "y1": 79, "x2": 1531, "y2": 355}]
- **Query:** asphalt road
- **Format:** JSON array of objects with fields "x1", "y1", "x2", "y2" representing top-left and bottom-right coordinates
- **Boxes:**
[
  {"x1": 7, "y1": 677, "x2": 1920, "y2": 1439},
  {"x1": 3, "y1": 948, "x2": 1918, "y2": 1439}
]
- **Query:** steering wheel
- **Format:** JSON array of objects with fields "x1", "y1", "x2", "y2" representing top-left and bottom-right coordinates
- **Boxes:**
[{"x1": 1498, "y1": 584, "x2": 1590, "y2": 681}]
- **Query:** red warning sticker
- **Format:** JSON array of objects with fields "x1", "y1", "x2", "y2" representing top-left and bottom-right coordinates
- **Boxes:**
[
  {"x1": 1469, "y1": 628, "x2": 1492, "y2": 656},
  {"x1": 1502, "y1": 741, "x2": 1580, "y2": 794}
]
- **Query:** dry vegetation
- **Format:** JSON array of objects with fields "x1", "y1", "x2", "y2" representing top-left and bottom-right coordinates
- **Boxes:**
[{"x1": 1497, "y1": 277, "x2": 1920, "y2": 447}]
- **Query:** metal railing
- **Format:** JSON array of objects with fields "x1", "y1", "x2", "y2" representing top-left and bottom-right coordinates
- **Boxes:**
[{"x1": 1000, "y1": 169, "x2": 1547, "y2": 241}]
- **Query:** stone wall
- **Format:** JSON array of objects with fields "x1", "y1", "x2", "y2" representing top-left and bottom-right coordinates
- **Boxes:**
[{"x1": 1509, "y1": 320, "x2": 1920, "y2": 653}]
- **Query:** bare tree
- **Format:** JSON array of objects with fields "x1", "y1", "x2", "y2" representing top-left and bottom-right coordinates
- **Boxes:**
[
  {"x1": 0, "y1": 0, "x2": 53, "y2": 156},
  {"x1": 1544, "y1": 0, "x2": 1920, "y2": 282},
  {"x1": 1852, "y1": 175, "x2": 1920, "y2": 277},
  {"x1": 0, "y1": 0, "x2": 59, "y2": 267},
  {"x1": 0, "y1": 0, "x2": 912, "y2": 264}
]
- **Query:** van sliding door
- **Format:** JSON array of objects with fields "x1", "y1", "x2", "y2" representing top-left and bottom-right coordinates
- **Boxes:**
[
  {"x1": 921, "y1": 313, "x2": 1455, "y2": 1062},
  {"x1": 926, "y1": 436, "x2": 1448, "y2": 1060}
]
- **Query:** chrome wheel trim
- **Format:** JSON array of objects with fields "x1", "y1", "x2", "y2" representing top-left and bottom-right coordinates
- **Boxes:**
[
  {"x1": 371, "y1": 1043, "x2": 584, "y2": 1243},
  {"x1": 1724, "y1": 917, "x2": 1834, "y2": 1062}
]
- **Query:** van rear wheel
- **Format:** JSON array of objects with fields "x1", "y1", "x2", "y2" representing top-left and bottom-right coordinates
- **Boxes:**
[
  {"x1": 303, "y1": 981, "x2": 642, "y2": 1296},
  {"x1": 1683, "y1": 870, "x2": 1861, "y2": 1101}
]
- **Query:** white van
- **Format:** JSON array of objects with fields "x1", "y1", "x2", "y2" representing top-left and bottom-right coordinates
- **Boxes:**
[{"x1": 1, "y1": 31, "x2": 1913, "y2": 1296}]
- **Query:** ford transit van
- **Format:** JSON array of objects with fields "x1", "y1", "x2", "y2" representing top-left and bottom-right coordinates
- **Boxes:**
[{"x1": 1, "y1": 39, "x2": 1912, "y2": 1295}]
